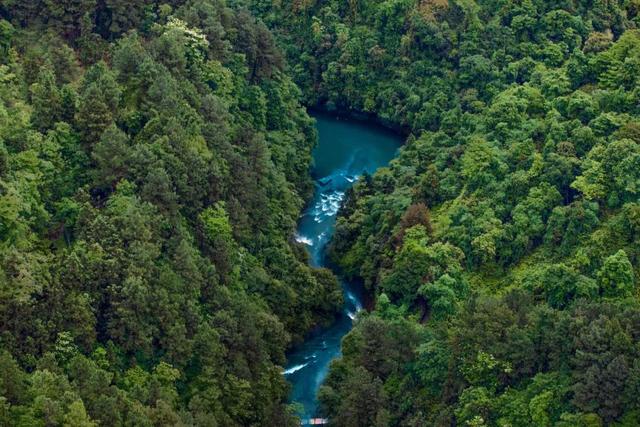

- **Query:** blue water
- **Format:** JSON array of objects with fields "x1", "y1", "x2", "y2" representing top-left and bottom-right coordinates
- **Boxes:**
[{"x1": 285, "y1": 111, "x2": 401, "y2": 419}]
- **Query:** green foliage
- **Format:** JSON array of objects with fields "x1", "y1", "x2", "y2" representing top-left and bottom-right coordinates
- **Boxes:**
[
  {"x1": 3, "y1": 0, "x2": 640, "y2": 424},
  {"x1": 63, "y1": 400, "x2": 96, "y2": 427},
  {"x1": 246, "y1": 0, "x2": 640, "y2": 424},
  {"x1": 598, "y1": 250, "x2": 635, "y2": 298},
  {"x1": 0, "y1": 2, "x2": 338, "y2": 425}
]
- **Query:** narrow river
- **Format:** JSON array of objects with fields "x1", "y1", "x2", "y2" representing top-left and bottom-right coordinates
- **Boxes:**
[{"x1": 284, "y1": 111, "x2": 401, "y2": 419}]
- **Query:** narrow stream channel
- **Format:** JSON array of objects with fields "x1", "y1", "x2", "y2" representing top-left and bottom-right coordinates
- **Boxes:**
[{"x1": 284, "y1": 111, "x2": 402, "y2": 419}]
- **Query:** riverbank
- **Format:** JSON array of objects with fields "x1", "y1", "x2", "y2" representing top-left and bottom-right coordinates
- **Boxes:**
[{"x1": 308, "y1": 104, "x2": 412, "y2": 138}]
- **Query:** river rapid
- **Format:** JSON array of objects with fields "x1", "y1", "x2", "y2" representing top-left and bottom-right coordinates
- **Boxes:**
[{"x1": 284, "y1": 111, "x2": 401, "y2": 419}]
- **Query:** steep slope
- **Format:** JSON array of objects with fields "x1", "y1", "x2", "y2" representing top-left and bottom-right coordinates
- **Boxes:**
[
  {"x1": 250, "y1": 0, "x2": 640, "y2": 425},
  {"x1": 0, "y1": 1, "x2": 341, "y2": 425}
]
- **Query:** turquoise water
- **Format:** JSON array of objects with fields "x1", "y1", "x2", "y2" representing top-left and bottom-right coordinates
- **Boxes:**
[{"x1": 285, "y1": 111, "x2": 402, "y2": 419}]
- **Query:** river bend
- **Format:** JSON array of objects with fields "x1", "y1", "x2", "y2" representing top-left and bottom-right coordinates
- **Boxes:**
[{"x1": 284, "y1": 111, "x2": 401, "y2": 419}]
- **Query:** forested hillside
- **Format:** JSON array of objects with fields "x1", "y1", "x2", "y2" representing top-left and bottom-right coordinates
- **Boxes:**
[
  {"x1": 0, "y1": 1, "x2": 343, "y2": 425},
  {"x1": 248, "y1": 0, "x2": 640, "y2": 425},
  {"x1": 4, "y1": 0, "x2": 640, "y2": 425}
]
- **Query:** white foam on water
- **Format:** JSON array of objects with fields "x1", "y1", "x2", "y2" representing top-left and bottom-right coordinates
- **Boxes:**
[
  {"x1": 310, "y1": 190, "x2": 345, "y2": 223},
  {"x1": 345, "y1": 291, "x2": 357, "y2": 303},
  {"x1": 283, "y1": 362, "x2": 309, "y2": 375},
  {"x1": 319, "y1": 191, "x2": 344, "y2": 217},
  {"x1": 345, "y1": 291, "x2": 363, "y2": 312},
  {"x1": 294, "y1": 233, "x2": 313, "y2": 246}
]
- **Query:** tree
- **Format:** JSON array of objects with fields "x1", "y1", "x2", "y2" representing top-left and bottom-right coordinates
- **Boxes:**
[
  {"x1": 30, "y1": 65, "x2": 62, "y2": 131},
  {"x1": 0, "y1": 20, "x2": 14, "y2": 55},
  {"x1": 199, "y1": 202, "x2": 237, "y2": 278},
  {"x1": 382, "y1": 229, "x2": 465, "y2": 307},
  {"x1": 573, "y1": 314, "x2": 632, "y2": 422},
  {"x1": 331, "y1": 367, "x2": 389, "y2": 427},
  {"x1": 0, "y1": 351, "x2": 26, "y2": 404},
  {"x1": 544, "y1": 201, "x2": 599, "y2": 256},
  {"x1": 75, "y1": 62, "x2": 121, "y2": 146},
  {"x1": 63, "y1": 400, "x2": 97, "y2": 427},
  {"x1": 510, "y1": 184, "x2": 562, "y2": 257},
  {"x1": 75, "y1": 84, "x2": 114, "y2": 146},
  {"x1": 460, "y1": 137, "x2": 507, "y2": 193},
  {"x1": 394, "y1": 202, "x2": 432, "y2": 245},
  {"x1": 597, "y1": 250, "x2": 635, "y2": 298},
  {"x1": 91, "y1": 124, "x2": 130, "y2": 190},
  {"x1": 455, "y1": 387, "x2": 495, "y2": 426},
  {"x1": 523, "y1": 263, "x2": 597, "y2": 309}
]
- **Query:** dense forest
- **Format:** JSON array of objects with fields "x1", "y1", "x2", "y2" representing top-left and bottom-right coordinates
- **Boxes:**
[
  {"x1": 0, "y1": 1, "x2": 343, "y2": 425},
  {"x1": 247, "y1": 0, "x2": 640, "y2": 425},
  {"x1": 2, "y1": 0, "x2": 640, "y2": 426}
]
